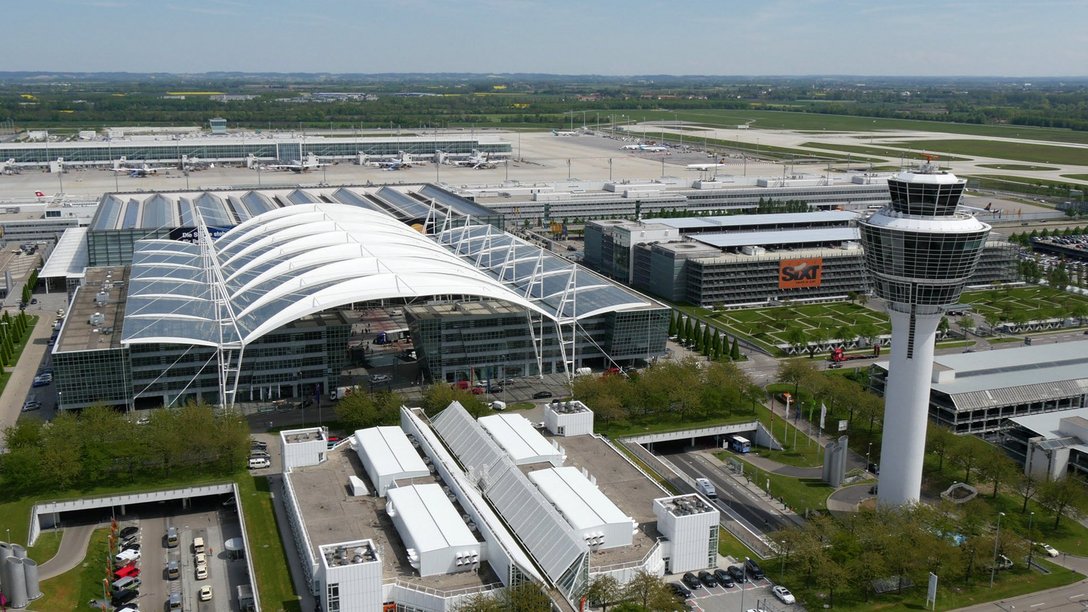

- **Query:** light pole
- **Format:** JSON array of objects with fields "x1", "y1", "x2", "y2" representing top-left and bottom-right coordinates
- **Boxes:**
[
  {"x1": 866, "y1": 442, "x2": 873, "y2": 472},
  {"x1": 741, "y1": 557, "x2": 748, "y2": 611},
  {"x1": 990, "y1": 512, "x2": 1005, "y2": 587},
  {"x1": 1027, "y1": 511, "x2": 1035, "y2": 569}
]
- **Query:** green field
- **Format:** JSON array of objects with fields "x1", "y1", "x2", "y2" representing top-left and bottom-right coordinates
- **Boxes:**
[
  {"x1": 801, "y1": 141, "x2": 972, "y2": 162},
  {"x1": 710, "y1": 302, "x2": 889, "y2": 351},
  {"x1": 977, "y1": 163, "x2": 1061, "y2": 171},
  {"x1": 959, "y1": 286, "x2": 1088, "y2": 324},
  {"x1": 1062, "y1": 174, "x2": 1088, "y2": 181},
  {"x1": 891, "y1": 139, "x2": 1088, "y2": 166},
  {"x1": 610, "y1": 108, "x2": 1088, "y2": 145}
]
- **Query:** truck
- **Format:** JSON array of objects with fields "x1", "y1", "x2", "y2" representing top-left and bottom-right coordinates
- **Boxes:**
[{"x1": 828, "y1": 345, "x2": 881, "y2": 364}]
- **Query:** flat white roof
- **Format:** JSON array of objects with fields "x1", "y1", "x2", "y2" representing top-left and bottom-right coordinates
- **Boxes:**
[
  {"x1": 40, "y1": 226, "x2": 88, "y2": 279},
  {"x1": 354, "y1": 426, "x2": 428, "y2": 478},
  {"x1": 386, "y1": 483, "x2": 477, "y2": 553},
  {"x1": 528, "y1": 466, "x2": 631, "y2": 531},
  {"x1": 478, "y1": 413, "x2": 562, "y2": 465}
]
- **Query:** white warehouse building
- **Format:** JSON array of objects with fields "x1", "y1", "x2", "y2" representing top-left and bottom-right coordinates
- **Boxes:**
[
  {"x1": 478, "y1": 413, "x2": 565, "y2": 466},
  {"x1": 353, "y1": 426, "x2": 430, "y2": 497},
  {"x1": 385, "y1": 484, "x2": 483, "y2": 577},
  {"x1": 529, "y1": 466, "x2": 637, "y2": 550}
]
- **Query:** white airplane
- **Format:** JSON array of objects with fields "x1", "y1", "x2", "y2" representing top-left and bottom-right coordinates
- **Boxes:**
[
  {"x1": 111, "y1": 157, "x2": 170, "y2": 175},
  {"x1": 452, "y1": 150, "x2": 499, "y2": 169},
  {"x1": 0, "y1": 158, "x2": 16, "y2": 174},
  {"x1": 552, "y1": 129, "x2": 578, "y2": 137},
  {"x1": 687, "y1": 162, "x2": 727, "y2": 171},
  {"x1": 376, "y1": 151, "x2": 415, "y2": 170},
  {"x1": 267, "y1": 153, "x2": 324, "y2": 173},
  {"x1": 621, "y1": 142, "x2": 668, "y2": 153}
]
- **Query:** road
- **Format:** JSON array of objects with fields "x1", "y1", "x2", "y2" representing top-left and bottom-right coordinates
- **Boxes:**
[
  {"x1": 665, "y1": 450, "x2": 793, "y2": 533},
  {"x1": 954, "y1": 554, "x2": 1088, "y2": 611}
]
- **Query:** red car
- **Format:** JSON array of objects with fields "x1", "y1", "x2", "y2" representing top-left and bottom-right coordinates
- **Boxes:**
[
  {"x1": 114, "y1": 563, "x2": 139, "y2": 578},
  {"x1": 471, "y1": 387, "x2": 485, "y2": 395}
]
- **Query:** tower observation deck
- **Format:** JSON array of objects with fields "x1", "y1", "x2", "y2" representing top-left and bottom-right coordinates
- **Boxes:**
[{"x1": 859, "y1": 162, "x2": 990, "y2": 505}]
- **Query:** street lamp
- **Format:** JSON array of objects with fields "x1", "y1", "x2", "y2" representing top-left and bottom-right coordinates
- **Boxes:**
[
  {"x1": 866, "y1": 442, "x2": 873, "y2": 472},
  {"x1": 1027, "y1": 511, "x2": 1035, "y2": 569},
  {"x1": 990, "y1": 512, "x2": 1005, "y2": 587}
]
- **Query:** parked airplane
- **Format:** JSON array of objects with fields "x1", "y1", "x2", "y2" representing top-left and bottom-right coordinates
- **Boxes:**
[
  {"x1": 452, "y1": 150, "x2": 499, "y2": 169},
  {"x1": 621, "y1": 142, "x2": 668, "y2": 153},
  {"x1": 0, "y1": 158, "x2": 16, "y2": 174},
  {"x1": 111, "y1": 157, "x2": 170, "y2": 175},
  {"x1": 267, "y1": 153, "x2": 323, "y2": 173},
  {"x1": 552, "y1": 130, "x2": 579, "y2": 137},
  {"x1": 378, "y1": 151, "x2": 415, "y2": 170},
  {"x1": 687, "y1": 162, "x2": 727, "y2": 171}
]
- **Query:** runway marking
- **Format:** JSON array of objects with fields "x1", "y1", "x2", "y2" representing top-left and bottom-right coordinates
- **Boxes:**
[{"x1": 1030, "y1": 603, "x2": 1045, "y2": 608}]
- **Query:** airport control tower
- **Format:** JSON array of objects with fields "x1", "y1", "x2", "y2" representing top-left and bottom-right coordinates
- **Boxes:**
[{"x1": 860, "y1": 160, "x2": 990, "y2": 506}]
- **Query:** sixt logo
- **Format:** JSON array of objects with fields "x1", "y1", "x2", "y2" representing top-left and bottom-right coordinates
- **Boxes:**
[{"x1": 779, "y1": 258, "x2": 823, "y2": 289}]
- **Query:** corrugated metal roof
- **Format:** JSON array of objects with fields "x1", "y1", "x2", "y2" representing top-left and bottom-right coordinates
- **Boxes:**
[
  {"x1": 431, "y1": 402, "x2": 587, "y2": 584},
  {"x1": 385, "y1": 484, "x2": 477, "y2": 553},
  {"x1": 479, "y1": 414, "x2": 563, "y2": 465},
  {"x1": 951, "y1": 379, "x2": 1087, "y2": 411}
]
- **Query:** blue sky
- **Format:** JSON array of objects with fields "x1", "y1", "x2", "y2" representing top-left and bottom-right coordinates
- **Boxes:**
[{"x1": 8, "y1": 0, "x2": 1086, "y2": 75}]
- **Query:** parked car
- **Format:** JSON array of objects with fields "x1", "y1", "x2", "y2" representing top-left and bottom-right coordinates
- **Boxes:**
[
  {"x1": 21, "y1": 400, "x2": 41, "y2": 412},
  {"x1": 199, "y1": 585, "x2": 213, "y2": 602},
  {"x1": 698, "y1": 570, "x2": 717, "y2": 588},
  {"x1": 532, "y1": 390, "x2": 553, "y2": 399},
  {"x1": 118, "y1": 526, "x2": 139, "y2": 539},
  {"x1": 668, "y1": 582, "x2": 692, "y2": 600},
  {"x1": 772, "y1": 585, "x2": 796, "y2": 604},
  {"x1": 195, "y1": 563, "x2": 208, "y2": 580},
  {"x1": 727, "y1": 564, "x2": 746, "y2": 583},
  {"x1": 681, "y1": 572, "x2": 701, "y2": 590},
  {"x1": 713, "y1": 568, "x2": 735, "y2": 587},
  {"x1": 745, "y1": 558, "x2": 765, "y2": 580},
  {"x1": 111, "y1": 589, "x2": 139, "y2": 608}
]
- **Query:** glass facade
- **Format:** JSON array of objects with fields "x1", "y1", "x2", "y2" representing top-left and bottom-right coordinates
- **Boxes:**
[{"x1": 860, "y1": 224, "x2": 990, "y2": 306}]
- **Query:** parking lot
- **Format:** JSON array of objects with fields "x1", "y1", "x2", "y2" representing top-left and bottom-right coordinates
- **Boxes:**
[
  {"x1": 110, "y1": 501, "x2": 248, "y2": 612},
  {"x1": 668, "y1": 568, "x2": 794, "y2": 612}
]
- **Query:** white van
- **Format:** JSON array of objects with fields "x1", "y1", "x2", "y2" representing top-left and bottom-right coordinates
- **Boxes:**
[
  {"x1": 193, "y1": 536, "x2": 205, "y2": 554},
  {"x1": 166, "y1": 526, "x2": 178, "y2": 548},
  {"x1": 114, "y1": 549, "x2": 140, "y2": 565},
  {"x1": 248, "y1": 457, "x2": 270, "y2": 469},
  {"x1": 111, "y1": 576, "x2": 141, "y2": 592},
  {"x1": 695, "y1": 477, "x2": 717, "y2": 499}
]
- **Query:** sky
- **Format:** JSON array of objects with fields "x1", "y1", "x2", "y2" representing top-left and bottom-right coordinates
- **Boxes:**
[{"x1": 7, "y1": 0, "x2": 1087, "y2": 76}]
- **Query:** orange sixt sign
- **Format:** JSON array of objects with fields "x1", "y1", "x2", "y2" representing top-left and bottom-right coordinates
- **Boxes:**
[{"x1": 779, "y1": 258, "x2": 823, "y2": 289}]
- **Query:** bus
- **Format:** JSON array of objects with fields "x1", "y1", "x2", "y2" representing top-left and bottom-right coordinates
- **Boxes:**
[{"x1": 729, "y1": 435, "x2": 752, "y2": 454}]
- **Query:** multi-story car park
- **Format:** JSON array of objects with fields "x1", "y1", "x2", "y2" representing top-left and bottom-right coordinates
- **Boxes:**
[
  {"x1": 1003, "y1": 407, "x2": 1088, "y2": 480},
  {"x1": 50, "y1": 186, "x2": 667, "y2": 410},
  {"x1": 278, "y1": 403, "x2": 722, "y2": 611},
  {"x1": 584, "y1": 215, "x2": 1017, "y2": 307},
  {"x1": 870, "y1": 340, "x2": 1088, "y2": 436}
]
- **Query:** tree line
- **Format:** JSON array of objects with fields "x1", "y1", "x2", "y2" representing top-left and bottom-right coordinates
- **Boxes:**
[
  {"x1": 0, "y1": 310, "x2": 33, "y2": 366},
  {"x1": 0, "y1": 404, "x2": 250, "y2": 495}
]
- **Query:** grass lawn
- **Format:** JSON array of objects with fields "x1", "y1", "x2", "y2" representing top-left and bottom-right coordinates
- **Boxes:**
[
  {"x1": 27, "y1": 529, "x2": 63, "y2": 563},
  {"x1": 967, "y1": 173, "x2": 1086, "y2": 194},
  {"x1": 959, "y1": 285, "x2": 1088, "y2": 324},
  {"x1": 1062, "y1": 174, "x2": 1088, "y2": 181},
  {"x1": 801, "y1": 141, "x2": 972, "y2": 161},
  {"x1": 751, "y1": 405, "x2": 824, "y2": 468},
  {"x1": 717, "y1": 526, "x2": 760, "y2": 562},
  {"x1": 237, "y1": 474, "x2": 302, "y2": 612},
  {"x1": 709, "y1": 301, "x2": 889, "y2": 355},
  {"x1": 781, "y1": 558, "x2": 1082, "y2": 611},
  {"x1": 37, "y1": 528, "x2": 113, "y2": 610},
  {"x1": 898, "y1": 139, "x2": 1088, "y2": 166},
  {"x1": 977, "y1": 163, "x2": 1060, "y2": 171},
  {"x1": 5, "y1": 315, "x2": 38, "y2": 369},
  {"x1": 724, "y1": 452, "x2": 834, "y2": 516}
]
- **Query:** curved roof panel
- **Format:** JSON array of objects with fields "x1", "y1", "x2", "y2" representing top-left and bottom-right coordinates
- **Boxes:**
[{"x1": 123, "y1": 203, "x2": 552, "y2": 347}]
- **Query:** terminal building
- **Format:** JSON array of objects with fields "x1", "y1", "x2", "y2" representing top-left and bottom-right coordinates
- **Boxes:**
[
  {"x1": 584, "y1": 212, "x2": 1017, "y2": 307},
  {"x1": 49, "y1": 185, "x2": 667, "y2": 411},
  {"x1": 1003, "y1": 408, "x2": 1088, "y2": 480},
  {"x1": 276, "y1": 402, "x2": 720, "y2": 611},
  {"x1": 0, "y1": 133, "x2": 511, "y2": 169},
  {"x1": 466, "y1": 174, "x2": 895, "y2": 222},
  {"x1": 870, "y1": 340, "x2": 1088, "y2": 437}
]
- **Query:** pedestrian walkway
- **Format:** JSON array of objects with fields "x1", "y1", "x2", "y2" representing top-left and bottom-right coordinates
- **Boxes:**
[
  {"x1": 741, "y1": 454, "x2": 823, "y2": 478},
  {"x1": 38, "y1": 523, "x2": 99, "y2": 580}
]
